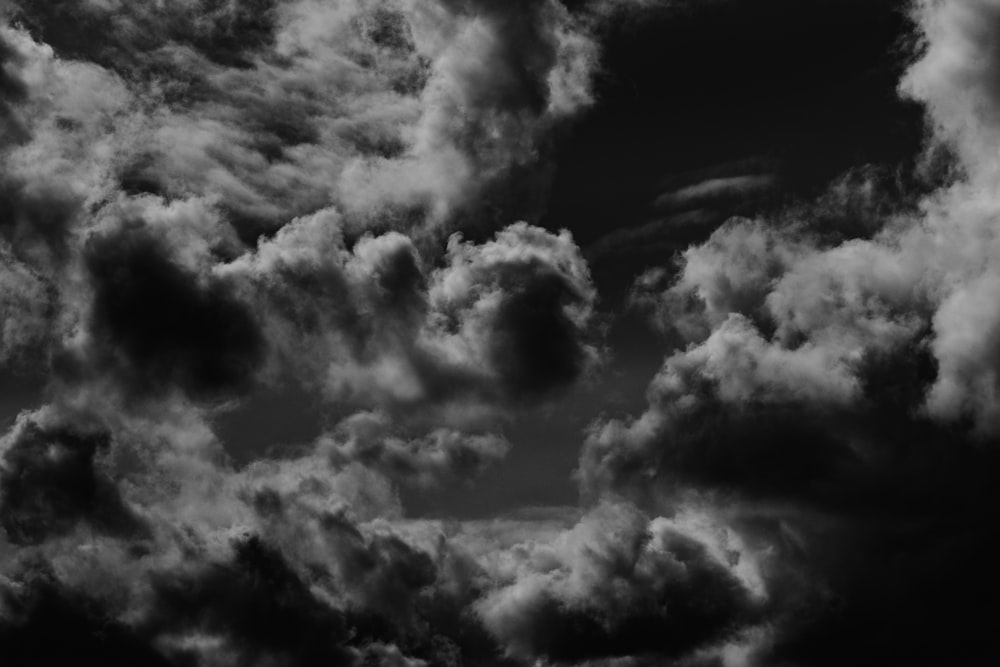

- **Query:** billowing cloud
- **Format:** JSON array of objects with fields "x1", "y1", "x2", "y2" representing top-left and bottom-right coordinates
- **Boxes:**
[
  {"x1": 476, "y1": 502, "x2": 766, "y2": 664},
  {"x1": 0, "y1": 2, "x2": 619, "y2": 663},
  {"x1": 0, "y1": 403, "x2": 771, "y2": 667},
  {"x1": 224, "y1": 216, "x2": 599, "y2": 420},
  {"x1": 578, "y1": 1, "x2": 1000, "y2": 664},
  {"x1": 0, "y1": 0, "x2": 606, "y2": 420}
]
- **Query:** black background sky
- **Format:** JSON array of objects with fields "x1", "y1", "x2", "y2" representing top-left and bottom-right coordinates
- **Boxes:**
[{"x1": 554, "y1": 0, "x2": 922, "y2": 285}]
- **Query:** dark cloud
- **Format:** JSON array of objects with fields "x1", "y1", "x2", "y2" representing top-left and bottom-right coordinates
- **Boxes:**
[
  {"x1": 81, "y1": 220, "x2": 265, "y2": 401},
  {"x1": 143, "y1": 534, "x2": 358, "y2": 667},
  {"x1": 0, "y1": 439, "x2": 771, "y2": 667},
  {"x1": 0, "y1": 176, "x2": 79, "y2": 262},
  {"x1": 0, "y1": 565, "x2": 174, "y2": 667},
  {"x1": 579, "y1": 328, "x2": 1000, "y2": 665},
  {"x1": 0, "y1": 245, "x2": 56, "y2": 370},
  {"x1": 0, "y1": 33, "x2": 28, "y2": 146},
  {"x1": 762, "y1": 507, "x2": 1000, "y2": 667},
  {"x1": 0, "y1": 531, "x2": 436, "y2": 667},
  {"x1": 0, "y1": 414, "x2": 144, "y2": 545},
  {"x1": 481, "y1": 260, "x2": 596, "y2": 398}
]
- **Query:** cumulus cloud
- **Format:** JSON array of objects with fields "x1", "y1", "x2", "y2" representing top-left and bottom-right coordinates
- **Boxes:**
[
  {"x1": 224, "y1": 216, "x2": 599, "y2": 421},
  {"x1": 0, "y1": 403, "x2": 769, "y2": 667},
  {"x1": 0, "y1": 0, "x2": 605, "y2": 419},
  {"x1": 0, "y1": 2, "x2": 626, "y2": 664},
  {"x1": 78, "y1": 217, "x2": 266, "y2": 402},
  {"x1": 320, "y1": 411, "x2": 510, "y2": 488},
  {"x1": 476, "y1": 502, "x2": 766, "y2": 664},
  {"x1": 577, "y1": 1, "x2": 1000, "y2": 663},
  {"x1": 5, "y1": 0, "x2": 600, "y2": 242},
  {"x1": 0, "y1": 403, "x2": 451, "y2": 665}
]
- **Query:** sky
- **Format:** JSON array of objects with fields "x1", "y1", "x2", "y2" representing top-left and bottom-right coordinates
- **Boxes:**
[{"x1": 0, "y1": 0, "x2": 998, "y2": 665}]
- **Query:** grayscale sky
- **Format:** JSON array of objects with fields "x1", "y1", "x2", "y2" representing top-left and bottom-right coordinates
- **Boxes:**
[{"x1": 0, "y1": 1, "x2": 997, "y2": 666}]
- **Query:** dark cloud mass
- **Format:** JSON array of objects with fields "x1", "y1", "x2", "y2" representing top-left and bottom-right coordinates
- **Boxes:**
[
  {"x1": 6, "y1": 0, "x2": 1000, "y2": 666},
  {"x1": 83, "y1": 221, "x2": 266, "y2": 400},
  {"x1": 0, "y1": 414, "x2": 143, "y2": 544}
]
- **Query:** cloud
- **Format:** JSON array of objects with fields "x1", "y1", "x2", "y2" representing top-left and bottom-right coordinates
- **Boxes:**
[
  {"x1": 652, "y1": 174, "x2": 778, "y2": 214},
  {"x1": 17, "y1": 2, "x2": 1000, "y2": 667},
  {"x1": 630, "y1": 218, "x2": 811, "y2": 341},
  {"x1": 901, "y1": 0, "x2": 1000, "y2": 179},
  {"x1": 0, "y1": 396, "x2": 771, "y2": 667},
  {"x1": 428, "y1": 222, "x2": 600, "y2": 401},
  {"x1": 476, "y1": 501, "x2": 766, "y2": 664},
  {"x1": 577, "y1": 2, "x2": 1000, "y2": 663},
  {"x1": 75, "y1": 216, "x2": 266, "y2": 402},
  {"x1": 0, "y1": 9, "x2": 602, "y2": 422},
  {"x1": 0, "y1": 567, "x2": 176, "y2": 667},
  {"x1": 321, "y1": 411, "x2": 510, "y2": 488},
  {"x1": 140, "y1": 534, "x2": 360, "y2": 667},
  {"x1": 0, "y1": 409, "x2": 145, "y2": 545},
  {"x1": 0, "y1": 405, "x2": 454, "y2": 665},
  {"x1": 0, "y1": 2, "x2": 633, "y2": 666},
  {"x1": 6, "y1": 0, "x2": 601, "y2": 243},
  {"x1": 0, "y1": 23, "x2": 134, "y2": 253},
  {"x1": 0, "y1": 243, "x2": 53, "y2": 368},
  {"x1": 224, "y1": 216, "x2": 599, "y2": 421}
]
